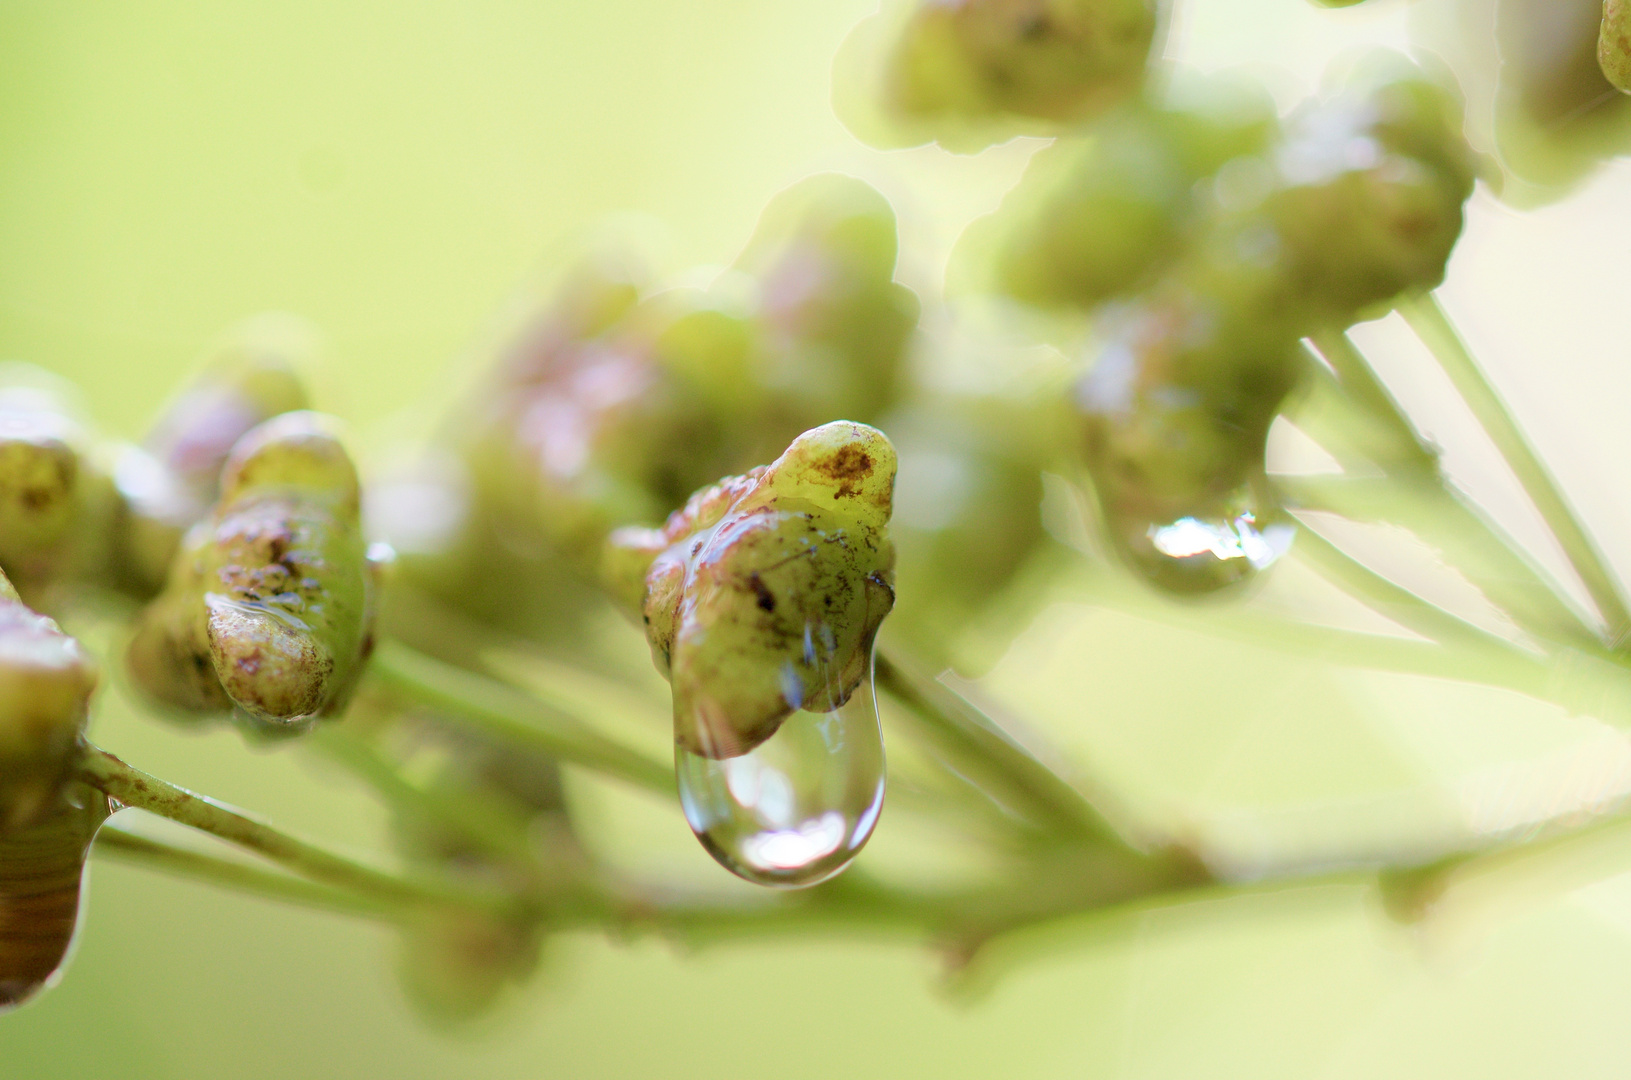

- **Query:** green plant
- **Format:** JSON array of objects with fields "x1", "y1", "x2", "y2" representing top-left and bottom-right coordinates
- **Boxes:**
[{"x1": 4, "y1": 0, "x2": 1631, "y2": 1031}]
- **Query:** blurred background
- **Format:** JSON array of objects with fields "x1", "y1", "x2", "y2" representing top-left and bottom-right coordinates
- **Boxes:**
[{"x1": 4, "y1": 0, "x2": 1631, "y2": 1076}]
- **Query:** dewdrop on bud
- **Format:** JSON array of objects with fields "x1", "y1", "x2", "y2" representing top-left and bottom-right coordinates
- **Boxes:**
[
  {"x1": 126, "y1": 412, "x2": 375, "y2": 734},
  {"x1": 607, "y1": 421, "x2": 896, "y2": 886}
]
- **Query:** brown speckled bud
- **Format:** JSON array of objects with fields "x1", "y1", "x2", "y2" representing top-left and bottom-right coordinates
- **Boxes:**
[
  {"x1": 1603, "y1": 0, "x2": 1631, "y2": 92},
  {"x1": 126, "y1": 412, "x2": 374, "y2": 733},
  {"x1": 610, "y1": 422, "x2": 896, "y2": 758}
]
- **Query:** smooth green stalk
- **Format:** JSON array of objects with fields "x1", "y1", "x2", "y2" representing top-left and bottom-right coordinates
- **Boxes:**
[
  {"x1": 874, "y1": 648, "x2": 1141, "y2": 850},
  {"x1": 369, "y1": 640, "x2": 673, "y2": 796},
  {"x1": 94, "y1": 825, "x2": 401, "y2": 921},
  {"x1": 79, "y1": 745, "x2": 510, "y2": 914},
  {"x1": 1401, "y1": 294, "x2": 1631, "y2": 643},
  {"x1": 1308, "y1": 331, "x2": 1436, "y2": 471}
]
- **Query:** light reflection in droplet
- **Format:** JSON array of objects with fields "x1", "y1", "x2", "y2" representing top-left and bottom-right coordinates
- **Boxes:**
[{"x1": 676, "y1": 658, "x2": 885, "y2": 889}]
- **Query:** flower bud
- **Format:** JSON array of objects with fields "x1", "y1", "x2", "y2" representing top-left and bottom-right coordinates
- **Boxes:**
[
  {"x1": 953, "y1": 80, "x2": 1278, "y2": 309},
  {"x1": 110, "y1": 314, "x2": 314, "y2": 597},
  {"x1": 609, "y1": 422, "x2": 897, "y2": 758},
  {"x1": 1260, "y1": 59, "x2": 1476, "y2": 321},
  {"x1": 0, "y1": 368, "x2": 108, "y2": 598},
  {"x1": 1603, "y1": 0, "x2": 1631, "y2": 93},
  {"x1": 1073, "y1": 298, "x2": 1300, "y2": 594},
  {"x1": 0, "y1": 572, "x2": 97, "y2": 835},
  {"x1": 837, "y1": 0, "x2": 1156, "y2": 150},
  {"x1": 126, "y1": 412, "x2": 374, "y2": 732},
  {"x1": 733, "y1": 175, "x2": 919, "y2": 431}
]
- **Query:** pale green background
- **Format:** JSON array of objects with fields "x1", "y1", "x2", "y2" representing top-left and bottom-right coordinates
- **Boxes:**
[{"x1": 5, "y1": 1, "x2": 1631, "y2": 1077}]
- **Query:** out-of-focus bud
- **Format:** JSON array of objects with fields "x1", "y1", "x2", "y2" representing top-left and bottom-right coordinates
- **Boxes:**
[
  {"x1": 834, "y1": 0, "x2": 1156, "y2": 151},
  {"x1": 386, "y1": 726, "x2": 570, "y2": 1024},
  {"x1": 1260, "y1": 57, "x2": 1476, "y2": 321},
  {"x1": 109, "y1": 314, "x2": 315, "y2": 598},
  {"x1": 1073, "y1": 299, "x2": 1299, "y2": 595},
  {"x1": 126, "y1": 412, "x2": 375, "y2": 733},
  {"x1": 1412, "y1": 0, "x2": 1630, "y2": 204},
  {"x1": 1603, "y1": 0, "x2": 1631, "y2": 92},
  {"x1": 0, "y1": 570, "x2": 97, "y2": 835},
  {"x1": 883, "y1": 392, "x2": 1068, "y2": 671},
  {"x1": 608, "y1": 422, "x2": 897, "y2": 758},
  {"x1": 0, "y1": 783, "x2": 109, "y2": 1012},
  {"x1": 951, "y1": 78, "x2": 1279, "y2": 309},
  {"x1": 0, "y1": 367, "x2": 109, "y2": 600},
  {"x1": 733, "y1": 174, "x2": 919, "y2": 435}
]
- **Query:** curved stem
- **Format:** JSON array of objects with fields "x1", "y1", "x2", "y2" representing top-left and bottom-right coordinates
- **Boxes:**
[
  {"x1": 94, "y1": 825, "x2": 403, "y2": 922},
  {"x1": 79, "y1": 745, "x2": 511, "y2": 915},
  {"x1": 1401, "y1": 294, "x2": 1631, "y2": 642}
]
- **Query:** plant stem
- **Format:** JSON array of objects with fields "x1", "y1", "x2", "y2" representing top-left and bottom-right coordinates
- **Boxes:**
[
  {"x1": 94, "y1": 825, "x2": 402, "y2": 922},
  {"x1": 369, "y1": 640, "x2": 673, "y2": 796},
  {"x1": 79, "y1": 745, "x2": 511, "y2": 915},
  {"x1": 1401, "y1": 294, "x2": 1631, "y2": 642},
  {"x1": 874, "y1": 648, "x2": 1142, "y2": 850},
  {"x1": 1308, "y1": 331, "x2": 1436, "y2": 470}
]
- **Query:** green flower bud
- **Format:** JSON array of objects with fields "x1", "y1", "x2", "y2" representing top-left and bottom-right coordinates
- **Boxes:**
[
  {"x1": 0, "y1": 782, "x2": 108, "y2": 1011},
  {"x1": 126, "y1": 412, "x2": 375, "y2": 733},
  {"x1": 385, "y1": 725, "x2": 567, "y2": 1024},
  {"x1": 0, "y1": 572, "x2": 97, "y2": 835},
  {"x1": 952, "y1": 78, "x2": 1279, "y2": 309},
  {"x1": 1603, "y1": 0, "x2": 1631, "y2": 92},
  {"x1": 0, "y1": 367, "x2": 110, "y2": 599},
  {"x1": 1073, "y1": 300, "x2": 1300, "y2": 594},
  {"x1": 836, "y1": 0, "x2": 1156, "y2": 151},
  {"x1": 609, "y1": 422, "x2": 897, "y2": 758},
  {"x1": 1259, "y1": 58, "x2": 1476, "y2": 320},
  {"x1": 110, "y1": 314, "x2": 314, "y2": 597},
  {"x1": 733, "y1": 175, "x2": 919, "y2": 430}
]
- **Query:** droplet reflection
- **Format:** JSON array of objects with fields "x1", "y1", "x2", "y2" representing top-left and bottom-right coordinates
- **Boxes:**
[
  {"x1": 676, "y1": 659, "x2": 885, "y2": 888},
  {"x1": 1110, "y1": 501, "x2": 1296, "y2": 595}
]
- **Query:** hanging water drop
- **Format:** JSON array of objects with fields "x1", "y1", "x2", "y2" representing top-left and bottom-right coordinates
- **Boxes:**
[
  {"x1": 1106, "y1": 486, "x2": 1296, "y2": 595},
  {"x1": 676, "y1": 657, "x2": 885, "y2": 888}
]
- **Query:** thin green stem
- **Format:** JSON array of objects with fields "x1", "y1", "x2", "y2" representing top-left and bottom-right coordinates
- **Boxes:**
[
  {"x1": 1307, "y1": 331, "x2": 1436, "y2": 471},
  {"x1": 94, "y1": 825, "x2": 402, "y2": 922},
  {"x1": 79, "y1": 745, "x2": 511, "y2": 915},
  {"x1": 369, "y1": 640, "x2": 673, "y2": 796},
  {"x1": 1401, "y1": 294, "x2": 1631, "y2": 642},
  {"x1": 874, "y1": 648, "x2": 1142, "y2": 850}
]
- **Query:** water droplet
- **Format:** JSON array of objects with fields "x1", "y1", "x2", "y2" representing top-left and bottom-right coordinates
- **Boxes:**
[
  {"x1": 1108, "y1": 494, "x2": 1296, "y2": 595},
  {"x1": 676, "y1": 659, "x2": 885, "y2": 888}
]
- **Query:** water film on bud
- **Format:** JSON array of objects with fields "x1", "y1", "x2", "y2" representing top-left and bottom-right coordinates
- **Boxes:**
[{"x1": 677, "y1": 655, "x2": 885, "y2": 888}]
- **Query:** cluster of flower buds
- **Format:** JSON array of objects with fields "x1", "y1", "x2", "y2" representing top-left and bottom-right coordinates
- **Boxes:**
[
  {"x1": 836, "y1": 0, "x2": 1157, "y2": 151},
  {"x1": 0, "y1": 566, "x2": 104, "y2": 1010},
  {"x1": 605, "y1": 422, "x2": 896, "y2": 759},
  {"x1": 373, "y1": 176, "x2": 916, "y2": 650},
  {"x1": 126, "y1": 412, "x2": 377, "y2": 736},
  {"x1": 951, "y1": 74, "x2": 1280, "y2": 309},
  {"x1": 107, "y1": 315, "x2": 314, "y2": 598},
  {"x1": 1043, "y1": 57, "x2": 1475, "y2": 592}
]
